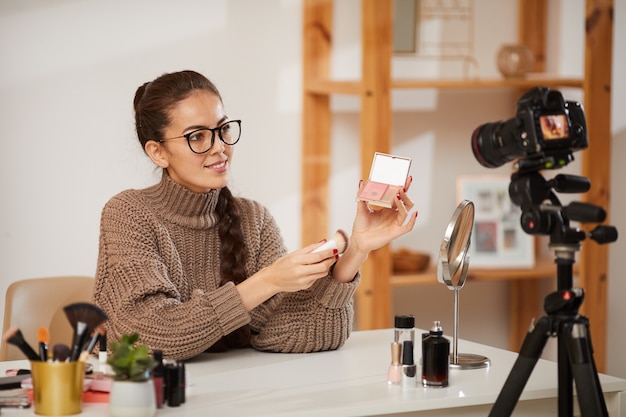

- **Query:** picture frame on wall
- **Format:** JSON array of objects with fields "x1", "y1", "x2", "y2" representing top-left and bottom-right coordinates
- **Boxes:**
[{"x1": 457, "y1": 175, "x2": 535, "y2": 268}]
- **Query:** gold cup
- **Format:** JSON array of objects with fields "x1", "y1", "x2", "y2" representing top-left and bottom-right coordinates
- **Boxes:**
[{"x1": 30, "y1": 361, "x2": 84, "y2": 416}]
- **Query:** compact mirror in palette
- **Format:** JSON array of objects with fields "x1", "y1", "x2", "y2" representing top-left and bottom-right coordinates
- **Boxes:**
[{"x1": 356, "y1": 152, "x2": 412, "y2": 208}]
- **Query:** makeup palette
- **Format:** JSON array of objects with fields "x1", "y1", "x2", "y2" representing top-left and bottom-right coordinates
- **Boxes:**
[{"x1": 357, "y1": 152, "x2": 412, "y2": 208}]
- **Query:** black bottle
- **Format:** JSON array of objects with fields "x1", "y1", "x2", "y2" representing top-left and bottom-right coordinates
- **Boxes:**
[{"x1": 421, "y1": 320, "x2": 449, "y2": 387}]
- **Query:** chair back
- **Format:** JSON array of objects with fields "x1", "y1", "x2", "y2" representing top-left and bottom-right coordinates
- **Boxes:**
[{"x1": 1, "y1": 276, "x2": 95, "y2": 361}]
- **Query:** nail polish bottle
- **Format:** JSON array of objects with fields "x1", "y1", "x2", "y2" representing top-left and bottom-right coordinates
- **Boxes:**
[
  {"x1": 386, "y1": 342, "x2": 402, "y2": 384},
  {"x1": 401, "y1": 340, "x2": 417, "y2": 389},
  {"x1": 421, "y1": 320, "x2": 449, "y2": 387},
  {"x1": 394, "y1": 314, "x2": 415, "y2": 347}
]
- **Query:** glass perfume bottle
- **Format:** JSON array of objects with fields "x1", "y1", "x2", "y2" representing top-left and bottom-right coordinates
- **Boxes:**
[{"x1": 421, "y1": 320, "x2": 450, "y2": 387}]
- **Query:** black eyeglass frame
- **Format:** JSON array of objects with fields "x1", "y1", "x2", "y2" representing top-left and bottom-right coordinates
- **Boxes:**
[{"x1": 159, "y1": 119, "x2": 242, "y2": 154}]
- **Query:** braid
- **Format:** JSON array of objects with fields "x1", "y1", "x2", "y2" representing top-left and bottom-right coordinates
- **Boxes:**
[
  {"x1": 208, "y1": 187, "x2": 251, "y2": 351},
  {"x1": 216, "y1": 187, "x2": 248, "y2": 286}
]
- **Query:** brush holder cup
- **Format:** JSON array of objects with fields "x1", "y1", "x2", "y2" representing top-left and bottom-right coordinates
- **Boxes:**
[{"x1": 30, "y1": 361, "x2": 84, "y2": 415}]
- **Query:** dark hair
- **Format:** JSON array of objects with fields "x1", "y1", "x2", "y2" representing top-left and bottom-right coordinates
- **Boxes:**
[
  {"x1": 133, "y1": 70, "x2": 222, "y2": 147},
  {"x1": 134, "y1": 70, "x2": 250, "y2": 350}
]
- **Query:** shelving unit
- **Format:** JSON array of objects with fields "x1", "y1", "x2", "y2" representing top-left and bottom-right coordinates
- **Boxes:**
[{"x1": 302, "y1": 0, "x2": 613, "y2": 370}]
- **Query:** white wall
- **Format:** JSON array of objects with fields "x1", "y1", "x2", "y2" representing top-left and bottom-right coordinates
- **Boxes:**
[{"x1": 1, "y1": 0, "x2": 624, "y2": 379}]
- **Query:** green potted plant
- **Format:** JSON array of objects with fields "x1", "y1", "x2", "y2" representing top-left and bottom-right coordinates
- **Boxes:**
[
  {"x1": 107, "y1": 333, "x2": 156, "y2": 381},
  {"x1": 107, "y1": 333, "x2": 157, "y2": 417}
]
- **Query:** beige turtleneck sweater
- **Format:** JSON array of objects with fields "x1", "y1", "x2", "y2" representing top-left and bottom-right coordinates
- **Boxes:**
[{"x1": 93, "y1": 173, "x2": 358, "y2": 360}]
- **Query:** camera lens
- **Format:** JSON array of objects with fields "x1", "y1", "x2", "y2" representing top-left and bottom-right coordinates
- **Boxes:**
[{"x1": 471, "y1": 119, "x2": 526, "y2": 168}]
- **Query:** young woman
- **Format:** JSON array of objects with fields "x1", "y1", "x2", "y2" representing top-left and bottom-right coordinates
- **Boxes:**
[{"x1": 93, "y1": 70, "x2": 417, "y2": 360}]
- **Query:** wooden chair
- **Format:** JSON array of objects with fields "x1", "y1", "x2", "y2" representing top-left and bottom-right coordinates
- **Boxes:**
[{"x1": 0, "y1": 276, "x2": 95, "y2": 361}]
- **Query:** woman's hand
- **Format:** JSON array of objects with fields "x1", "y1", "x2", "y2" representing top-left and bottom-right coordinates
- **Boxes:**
[
  {"x1": 350, "y1": 176, "x2": 418, "y2": 254},
  {"x1": 263, "y1": 244, "x2": 339, "y2": 293},
  {"x1": 237, "y1": 243, "x2": 338, "y2": 311},
  {"x1": 330, "y1": 176, "x2": 418, "y2": 283}
]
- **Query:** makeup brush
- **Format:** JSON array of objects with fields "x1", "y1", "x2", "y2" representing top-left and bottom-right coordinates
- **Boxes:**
[
  {"x1": 312, "y1": 229, "x2": 349, "y2": 254},
  {"x1": 52, "y1": 343, "x2": 71, "y2": 362},
  {"x1": 79, "y1": 326, "x2": 106, "y2": 362},
  {"x1": 63, "y1": 302, "x2": 108, "y2": 361},
  {"x1": 2, "y1": 327, "x2": 41, "y2": 361},
  {"x1": 37, "y1": 327, "x2": 49, "y2": 361}
]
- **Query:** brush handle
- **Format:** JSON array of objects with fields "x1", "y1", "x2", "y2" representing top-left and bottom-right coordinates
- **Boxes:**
[
  {"x1": 69, "y1": 322, "x2": 89, "y2": 361},
  {"x1": 39, "y1": 342, "x2": 48, "y2": 361},
  {"x1": 12, "y1": 339, "x2": 40, "y2": 361}
]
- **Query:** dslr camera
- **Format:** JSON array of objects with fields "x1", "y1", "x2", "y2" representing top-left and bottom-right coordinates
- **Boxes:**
[{"x1": 471, "y1": 87, "x2": 588, "y2": 170}]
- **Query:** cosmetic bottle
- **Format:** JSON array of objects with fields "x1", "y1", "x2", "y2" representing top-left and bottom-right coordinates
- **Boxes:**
[
  {"x1": 165, "y1": 361, "x2": 185, "y2": 407},
  {"x1": 386, "y1": 342, "x2": 402, "y2": 384},
  {"x1": 421, "y1": 320, "x2": 450, "y2": 387},
  {"x1": 98, "y1": 334, "x2": 110, "y2": 374},
  {"x1": 401, "y1": 340, "x2": 417, "y2": 389},
  {"x1": 152, "y1": 350, "x2": 165, "y2": 408},
  {"x1": 394, "y1": 314, "x2": 415, "y2": 347}
]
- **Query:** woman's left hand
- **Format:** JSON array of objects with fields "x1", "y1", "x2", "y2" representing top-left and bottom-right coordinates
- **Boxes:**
[{"x1": 350, "y1": 176, "x2": 418, "y2": 255}]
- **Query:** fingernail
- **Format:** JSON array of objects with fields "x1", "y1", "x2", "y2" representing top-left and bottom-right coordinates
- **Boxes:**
[
  {"x1": 403, "y1": 187, "x2": 407, "y2": 193},
  {"x1": 319, "y1": 239, "x2": 327, "y2": 243},
  {"x1": 333, "y1": 249, "x2": 338, "y2": 255},
  {"x1": 397, "y1": 194, "x2": 401, "y2": 200}
]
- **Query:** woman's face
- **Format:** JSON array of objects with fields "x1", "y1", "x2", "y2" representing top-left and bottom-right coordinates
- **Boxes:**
[{"x1": 159, "y1": 91, "x2": 234, "y2": 193}]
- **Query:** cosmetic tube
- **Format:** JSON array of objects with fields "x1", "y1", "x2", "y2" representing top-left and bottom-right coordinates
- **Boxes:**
[
  {"x1": 98, "y1": 334, "x2": 110, "y2": 374},
  {"x1": 152, "y1": 350, "x2": 165, "y2": 408},
  {"x1": 422, "y1": 320, "x2": 450, "y2": 387},
  {"x1": 387, "y1": 342, "x2": 402, "y2": 384},
  {"x1": 401, "y1": 340, "x2": 417, "y2": 389}
]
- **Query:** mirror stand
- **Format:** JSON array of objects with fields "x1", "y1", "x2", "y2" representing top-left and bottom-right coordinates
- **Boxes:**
[{"x1": 437, "y1": 200, "x2": 490, "y2": 370}]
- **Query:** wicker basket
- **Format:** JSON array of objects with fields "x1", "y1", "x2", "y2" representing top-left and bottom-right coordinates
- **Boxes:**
[{"x1": 392, "y1": 248, "x2": 431, "y2": 273}]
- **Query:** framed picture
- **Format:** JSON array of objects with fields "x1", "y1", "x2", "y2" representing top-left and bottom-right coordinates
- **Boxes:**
[{"x1": 456, "y1": 175, "x2": 535, "y2": 268}]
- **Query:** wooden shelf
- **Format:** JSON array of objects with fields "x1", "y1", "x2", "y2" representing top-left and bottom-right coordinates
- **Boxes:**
[
  {"x1": 302, "y1": 0, "x2": 613, "y2": 369},
  {"x1": 391, "y1": 255, "x2": 566, "y2": 287},
  {"x1": 305, "y1": 76, "x2": 584, "y2": 95}
]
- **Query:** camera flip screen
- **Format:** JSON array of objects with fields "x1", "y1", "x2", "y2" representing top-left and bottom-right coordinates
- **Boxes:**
[{"x1": 539, "y1": 114, "x2": 569, "y2": 140}]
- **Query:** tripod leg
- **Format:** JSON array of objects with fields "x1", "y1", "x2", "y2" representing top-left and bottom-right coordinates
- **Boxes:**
[
  {"x1": 565, "y1": 318, "x2": 609, "y2": 417},
  {"x1": 488, "y1": 316, "x2": 551, "y2": 417},
  {"x1": 558, "y1": 333, "x2": 574, "y2": 417}
]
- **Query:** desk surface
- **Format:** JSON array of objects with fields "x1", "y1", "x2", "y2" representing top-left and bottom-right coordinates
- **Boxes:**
[{"x1": 1, "y1": 329, "x2": 625, "y2": 416}]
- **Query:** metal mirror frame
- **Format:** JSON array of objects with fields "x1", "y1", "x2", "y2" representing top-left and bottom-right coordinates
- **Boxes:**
[{"x1": 437, "y1": 199, "x2": 491, "y2": 370}]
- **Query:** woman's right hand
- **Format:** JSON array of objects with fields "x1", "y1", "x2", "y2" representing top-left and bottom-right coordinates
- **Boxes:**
[
  {"x1": 263, "y1": 243, "x2": 338, "y2": 293},
  {"x1": 236, "y1": 243, "x2": 337, "y2": 310}
]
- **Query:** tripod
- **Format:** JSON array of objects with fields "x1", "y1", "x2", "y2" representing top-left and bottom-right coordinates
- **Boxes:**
[{"x1": 488, "y1": 166, "x2": 618, "y2": 417}]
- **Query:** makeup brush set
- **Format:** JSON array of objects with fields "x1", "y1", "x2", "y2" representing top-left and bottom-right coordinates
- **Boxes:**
[{"x1": 2, "y1": 302, "x2": 108, "y2": 364}]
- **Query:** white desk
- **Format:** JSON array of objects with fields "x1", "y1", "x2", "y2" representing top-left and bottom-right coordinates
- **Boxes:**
[{"x1": 1, "y1": 329, "x2": 625, "y2": 416}]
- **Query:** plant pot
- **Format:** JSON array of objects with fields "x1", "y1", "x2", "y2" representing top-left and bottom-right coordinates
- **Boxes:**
[{"x1": 109, "y1": 379, "x2": 156, "y2": 417}]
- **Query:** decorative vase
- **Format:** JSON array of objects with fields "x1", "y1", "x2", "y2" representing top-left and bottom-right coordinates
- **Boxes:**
[
  {"x1": 496, "y1": 44, "x2": 534, "y2": 78},
  {"x1": 109, "y1": 380, "x2": 156, "y2": 417}
]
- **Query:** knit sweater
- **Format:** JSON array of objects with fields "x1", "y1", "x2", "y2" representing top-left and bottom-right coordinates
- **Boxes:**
[{"x1": 93, "y1": 173, "x2": 358, "y2": 360}]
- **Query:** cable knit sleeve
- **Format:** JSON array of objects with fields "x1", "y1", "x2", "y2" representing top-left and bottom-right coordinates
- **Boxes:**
[
  {"x1": 239, "y1": 200, "x2": 359, "y2": 353},
  {"x1": 93, "y1": 191, "x2": 251, "y2": 360}
]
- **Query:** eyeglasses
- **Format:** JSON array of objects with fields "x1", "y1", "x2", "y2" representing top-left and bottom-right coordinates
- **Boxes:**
[{"x1": 159, "y1": 120, "x2": 242, "y2": 154}]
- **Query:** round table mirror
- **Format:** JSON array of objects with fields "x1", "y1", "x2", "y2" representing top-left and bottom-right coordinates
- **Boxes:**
[{"x1": 437, "y1": 200, "x2": 491, "y2": 370}]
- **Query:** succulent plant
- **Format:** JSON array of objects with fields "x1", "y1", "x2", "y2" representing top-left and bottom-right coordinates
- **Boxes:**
[{"x1": 107, "y1": 333, "x2": 156, "y2": 382}]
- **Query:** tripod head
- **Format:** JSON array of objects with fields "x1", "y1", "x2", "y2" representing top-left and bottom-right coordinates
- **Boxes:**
[{"x1": 507, "y1": 154, "x2": 618, "y2": 290}]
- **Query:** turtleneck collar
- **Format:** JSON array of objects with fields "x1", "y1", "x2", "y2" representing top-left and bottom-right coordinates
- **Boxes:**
[{"x1": 141, "y1": 171, "x2": 222, "y2": 229}]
